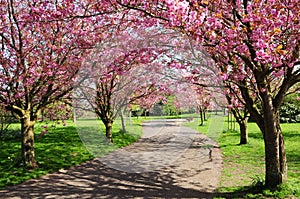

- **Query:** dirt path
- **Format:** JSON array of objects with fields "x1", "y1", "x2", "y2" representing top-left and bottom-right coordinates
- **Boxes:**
[{"x1": 0, "y1": 119, "x2": 223, "y2": 199}]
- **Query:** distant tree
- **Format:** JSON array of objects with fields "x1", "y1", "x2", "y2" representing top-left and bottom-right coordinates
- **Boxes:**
[{"x1": 76, "y1": 30, "x2": 168, "y2": 143}]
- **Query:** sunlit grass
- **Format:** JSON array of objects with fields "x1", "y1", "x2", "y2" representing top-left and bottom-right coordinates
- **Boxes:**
[
  {"x1": 217, "y1": 122, "x2": 299, "y2": 197},
  {"x1": 1, "y1": 113, "x2": 298, "y2": 198},
  {"x1": 185, "y1": 115, "x2": 300, "y2": 198},
  {"x1": 0, "y1": 117, "x2": 143, "y2": 189}
]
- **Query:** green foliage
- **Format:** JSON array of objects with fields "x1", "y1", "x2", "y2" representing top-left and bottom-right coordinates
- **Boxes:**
[
  {"x1": 262, "y1": 183, "x2": 300, "y2": 198},
  {"x1": 113, "y1": 129, "x2": 139, "y2": 147},
  {"x1": 0, "y1": 108, "x2": 19, "y2": 139},
  {"x1": 0, "y1": 122, "x2": 91, "y2": 188},
  {"x1": 250, "y1": 175, "x2": 265, "y2": 187},
  {"x1": 150, "y1": 103, "x2": 164, "y2": 116},
  {"x1": 162, "y1": 96, "x2": 178, "y2": 116},
  {"x1": 185, "y1": 113, "x2": 225, "y2": 141},
  {"x1": 150, "y1": 96, "x2": 180, "y2": 116},
  {"x1": 280, "y1": 91, "x2": 300, "y2": 123},
  {"x1": 280, "y1": 102, "x2": 300, "y2": 123},
  {"x1": 0, "y1": 129, "x2": 21, "y2": 141}
]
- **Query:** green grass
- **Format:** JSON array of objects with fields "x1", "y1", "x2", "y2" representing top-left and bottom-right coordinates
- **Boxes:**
[
  {"x1": 184, "y1": 113, "x2": 225, "y2": 141},
  {"x1": 1, "y1": 114, "x2": 298, "y2": 198},
  {"x1": 216, "y1": 122, "x2": 300, "y2": 199},
  {"x1": 186, "y1": 116, "x2": 300, "y2": 198},
  {"x1": 0, "y1": 117, "x2": 143, "y2": 189},
  {"x1": 75, "y1": 118, "x2": 143, "y2": 156}
]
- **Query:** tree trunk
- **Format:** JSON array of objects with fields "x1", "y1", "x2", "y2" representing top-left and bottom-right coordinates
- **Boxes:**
[
  {"x1": 259, "y1": 92, "x2": 287, "y2": 188},
  {"x1": 105, "y1": 121, "x2": 113, "y2": 143},
  {"x1": 72, "y1": 108, "x2": 77, "y2": 123},
  {"x1": 119, "y1": 112, "x2": 126, "y2": 133},
  {"x1": 263, "y1": 117, "x2": 287, "y2": 188},
  {"x1": 21, "y1": 116, "x2": 38, "y2": 169},
  {"x1": 239, "y1": 118, "x2": 248, "y2": 145},
  {"x1": 199, "y1": 108, "x2": 204, "y2": 126}
]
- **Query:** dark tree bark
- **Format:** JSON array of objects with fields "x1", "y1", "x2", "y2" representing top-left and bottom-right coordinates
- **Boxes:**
[
  {"x1": 20, "y1": 115, "x2": 38, "y2": 169},
  {"x1": 232, "y1": 108, "x2": 249, "y2": 145},
  {"x1": 239, "y1": 118, "x2": 248, "y2": 145},
  {"x1": 240, "y1": 79, "x2": 288, "y2": 188},
  {"x1": 261, "y1": 97, "x2": 287, "y2": 188},
  {"x1": 226, "y1": 94, "x2": 249, "y2": 144},
  {"x1": 199, "y1": 107, "x2": 204, "y2": 126},
  {"x1": 104, "y1": 120, "x2": 113, "y2": 143}
]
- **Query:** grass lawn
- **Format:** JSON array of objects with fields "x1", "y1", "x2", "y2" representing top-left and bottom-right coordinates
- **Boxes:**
[
  {"x1": 1, "y1": 113, "x2": 298, "y2": 198},
  {"x1": 0, "y1": 117, "x2": 143, "y2": 189},
  {"x1": 186, "y1": 115, "x2": 300, "y2": 198}
]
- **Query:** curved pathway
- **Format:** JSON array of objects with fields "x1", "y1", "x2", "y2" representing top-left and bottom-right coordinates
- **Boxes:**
[{"x1": 0, "y1": 119, "x2": 223, "y2": 199}]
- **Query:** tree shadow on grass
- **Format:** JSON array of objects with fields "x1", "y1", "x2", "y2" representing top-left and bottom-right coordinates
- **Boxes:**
[
  {"x1": 214, "y1": 185, "x2": 266, "y2": 199},
  {"x1": 37, "y1": 126, "x2": 82, "y2": 143},
  {"x1": 282, "y1": 131, "x2": 300, "y2": 139}
]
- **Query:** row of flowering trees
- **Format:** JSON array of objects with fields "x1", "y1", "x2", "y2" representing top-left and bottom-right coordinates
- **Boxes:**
[
  {"x1": 1, "y1": 0, "x2": 299, "y2": 189},
  {"x1": 0, "y1": 0, "x2": 146, "y2": 168},
  {"x1": 112, "y1": 0, "x2": 300, "y2": 188},
  {"x1": 75, "y1": 28, "x2": 173, "y2": 142},
  {"x1": 0, "y1": 0, "x2": 208, "y2": 168}
]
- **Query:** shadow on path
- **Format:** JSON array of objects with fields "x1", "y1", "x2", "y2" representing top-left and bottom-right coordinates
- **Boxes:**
[
  {"x1": 0, "y1": 159, "x2": 214, "y2": 199},
  {"x1": 0, "y1": 119, "x2": 223, "y2": 199}
]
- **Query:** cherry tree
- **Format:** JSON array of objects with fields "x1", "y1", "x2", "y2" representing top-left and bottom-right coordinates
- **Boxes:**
[
  {"x1": 76, "y1": 29, "x2": 170, "y2": 143},
  {"x1": 183, "y1": 32, "x2": 250, "y2": 143},
  {"x1": 195, "y1": 87, "x2": 211, "y2": 125},
  {"x1": 172, "y1": 85, "x2": 196, "y2": 114},
  {"x1": 174, "y1": 84, "x2": 212, "y2": 124},
  {"x1": 224, "y1": 83, "x2": 250, "y2": 144},
  {"x1": 167, "y1": 38, "x2": 225, "y2": 124},
  {"x1": 113, "y1": 0, "x2": 300, "y2": 188},
  {"x1": 173, "y1": 82, "x2": 216, "y2": 125},
  {"x1": 0, "y1": 0, "x2": 108, "y2": 168}
]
